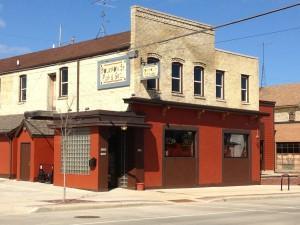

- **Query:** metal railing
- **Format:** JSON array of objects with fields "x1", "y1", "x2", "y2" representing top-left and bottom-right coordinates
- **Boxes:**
[{"x1": 281, "y1": 174, "x2": 290, "y2": 191}]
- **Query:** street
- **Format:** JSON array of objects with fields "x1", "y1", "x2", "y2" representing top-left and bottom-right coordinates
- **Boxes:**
[{"x1": 1, "y1": 196, "x2": 300, "y2": 225}]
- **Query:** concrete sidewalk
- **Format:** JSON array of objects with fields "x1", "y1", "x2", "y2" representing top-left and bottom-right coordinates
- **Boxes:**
[{"x1": 1, "y1": 178, "x2": 300, "y2": 216}]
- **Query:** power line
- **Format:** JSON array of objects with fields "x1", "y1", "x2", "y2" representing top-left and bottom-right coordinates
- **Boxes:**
[{"x1": 134, "y1": 2, "x2": 300, "y2": 49}]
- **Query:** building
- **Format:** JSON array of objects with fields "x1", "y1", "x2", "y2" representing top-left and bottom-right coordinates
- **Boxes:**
[
  {"x1": 0, "y1": 6, "x2": 272, "y2": 190},
  {"x1": 260, "y1": 84, "x2": 300, "y2": 173}
]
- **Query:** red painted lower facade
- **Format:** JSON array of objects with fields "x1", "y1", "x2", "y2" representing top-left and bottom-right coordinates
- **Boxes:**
[
  {"x1": 16, "y1": 128, "x2": 54, "y2": 181},
  {"x1": 259, "y1": 101, "x2": 276, "y2": 171}
]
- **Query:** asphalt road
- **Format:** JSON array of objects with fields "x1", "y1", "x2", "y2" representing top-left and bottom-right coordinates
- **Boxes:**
[{"x1": 1, "y1": 196, "x2": 300, "y2": 225}]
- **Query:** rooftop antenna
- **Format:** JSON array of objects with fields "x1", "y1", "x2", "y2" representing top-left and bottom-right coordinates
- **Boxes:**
[
  {"x1": 93, "y1": 0, "x2": 115, "y2": 38},
  {"x1": 58, "y1": 24, "x2": 62, "y2": 47},
  {"x1": 260, "y1": 42, "x2": 267, "y2": 88}
]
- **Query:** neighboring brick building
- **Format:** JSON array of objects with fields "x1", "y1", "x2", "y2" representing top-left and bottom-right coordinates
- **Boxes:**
[
  {"x1": 0, "y1": 6, "x2": 273, "y2": 190},
  {"x1": 260, "y1": 84, "x2": 300, "y2": 173}
]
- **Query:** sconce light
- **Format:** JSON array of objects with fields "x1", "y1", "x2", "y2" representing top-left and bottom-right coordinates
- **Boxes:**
[
  {"x1": 140, "y1": 57, "x2": 146, "y2": 65},
  {"x1": 121, "y1": 125, "x2": 128, "y2": 131}
]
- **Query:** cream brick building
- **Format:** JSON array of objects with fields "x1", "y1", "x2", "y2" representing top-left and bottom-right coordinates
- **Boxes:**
[{"x1": 0, "y1": 6, "x2": 259, "y2": 116}]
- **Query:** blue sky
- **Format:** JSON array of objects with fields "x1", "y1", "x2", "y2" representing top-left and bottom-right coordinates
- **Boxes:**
[{"x1": 0, "y1": 0, "x2": 299, "y2": 86}]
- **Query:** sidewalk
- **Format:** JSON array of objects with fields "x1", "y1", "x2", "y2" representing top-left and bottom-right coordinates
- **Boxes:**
[{"x1": 1, "y1": 178, "x2": 300, "y2": 216}]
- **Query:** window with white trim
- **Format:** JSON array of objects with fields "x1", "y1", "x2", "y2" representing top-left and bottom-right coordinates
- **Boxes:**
[
  {"x1": 194, "y1": 66, "x2": 204, "y2": 96},
  {"x1": 61, "y1": 128, "x2": 90, "y2": 174},
  {"x1": 59, "y1": 67, "x2": 68, "y2": 97},
  {"x1": 216, "y1": 70, "x2": 224, "y2": 99},
  {"x1": 172, "y1": 62, "x2": 182, "y2": 93},
  {"x1": 241, "y1": 75, "x2": 249, "y2": 102},
  {"x1": 19, "y1": 75, "x2": 27, "y2": 102}
]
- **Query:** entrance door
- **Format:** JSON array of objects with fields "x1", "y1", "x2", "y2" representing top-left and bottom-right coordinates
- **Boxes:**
[
  {"x1": 163, "y1": 128, "x2": 198, "y2": 187},
  {"x1": 20, "y1": 143, "x2": 31, "y2": 181},
  {"x1": 223, "y1": 132, "x2": 251, "y2": 185},
  {"x1": 48, "y1": 73, "x2": 56, "y2": 111}
]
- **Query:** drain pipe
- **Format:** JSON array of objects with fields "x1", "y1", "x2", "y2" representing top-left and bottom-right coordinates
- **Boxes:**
[
  {"x1": 7, "y1": 133, "x2": 13, "y2": 179},
  {"x1": 76, "y1": 60, "x2": 80, "y2": 113}
]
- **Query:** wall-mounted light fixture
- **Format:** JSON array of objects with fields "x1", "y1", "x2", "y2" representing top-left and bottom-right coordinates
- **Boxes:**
[{"x1": 121, "y1": 125, "x2": 128, "y2": 131}]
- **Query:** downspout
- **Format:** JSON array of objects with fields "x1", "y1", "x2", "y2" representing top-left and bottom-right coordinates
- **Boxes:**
[
  {"x1": 76, "y1": 60, "x2": 80, "y2": 113},
  {"x1": 7, "y1": 133, "x2": 13, "y2": 179}
]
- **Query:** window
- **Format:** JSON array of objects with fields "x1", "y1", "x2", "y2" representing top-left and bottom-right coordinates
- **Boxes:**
[
  {"x1": 146, "y1": 57, "x2": 159, "y2": 90},
  {"x1": 194, "y1": 66, "x2": 204, "y2": 96},
  {"x1": 241, "y1": 75, "x2": 249, "y2": 102},
  {"x1": 19, "y1": 75, "x2": 27, "y2": 102},
  {"x1": 61, "y1": 128, "x2": 90, "y2": 174},
  {"x1": 289, "y1": 112, "x2": 295, "y2": 122},
  {"x1": 216, "y1": 70, "x2": 224, "y2": 99},
  {"x1": 165, "y1": 129, "x2": 195, "y2": 157},
  {"x1": 172, "y1": 62, "x2": 182, "y2": 93},
  {"x1": 59, "y1": 67, "x2": 68, "y2": 97},
  {"x1": 277, "y1": 142, "x2": 300, "y2": 154},
  {"x1": 224, "y1": 133, "x2": 248, "y2": 158}
]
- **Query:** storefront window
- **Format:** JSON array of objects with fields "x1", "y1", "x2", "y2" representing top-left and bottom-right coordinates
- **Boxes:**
[
  {"x1": 224, "y1": 133, "x2": 248, "y2": 158},
  {"x1": 165, "y1": 130, "x2": 195, "y2": 157}
]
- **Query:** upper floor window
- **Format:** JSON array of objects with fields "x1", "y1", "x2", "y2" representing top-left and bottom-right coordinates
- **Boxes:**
[
  {"x1": 172, "y1": 62, "x2": 182, "y2": 93},
  {"x1": 19, "y1": 75, "x2": 27, "y2": 102},
  {"x1": 194, "y1": 66, "x2": 204, "y2": 96},
  {"x1": 59, "y1": 67, "x2": 68, "y2": 97},
  {"x1": 146, "y1": 57, "x2": 159, "y2": 90},
  {"x1": 241, "y1": 75, "x2": 249, "y2": 102},
  {"x1": 216, "y1": 70, "x2": 224, "y2": 99}
]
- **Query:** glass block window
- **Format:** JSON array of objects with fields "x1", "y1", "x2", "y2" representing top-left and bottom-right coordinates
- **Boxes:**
[{"x1": 61, "y1": 128, "x2": 90, "y2": 174}]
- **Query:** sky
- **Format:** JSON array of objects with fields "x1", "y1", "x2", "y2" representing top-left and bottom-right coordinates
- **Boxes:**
[{"x1": 0, "y1": 0, "x2": 299, "y2": 86}]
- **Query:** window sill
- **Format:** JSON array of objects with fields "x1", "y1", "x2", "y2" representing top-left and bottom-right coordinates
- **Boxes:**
[
  {"x1": 147, "y1": 89, "x2": 161, "y2": 94},
  {"x1": 194, "y1": 95, "x2": 206, "y2": 100},
  {"x1": 216, "y1": 98, "x2": 226, "y2": 103},
  {"x1": 242, "y1": 102, "x2": 250, "y2": 105},
  {"x1": 172, "y1": 92, "x2": 185, "y2": 98},
  {"x1": 58, "y1": 96, "x2": 68, "y2": 100}
]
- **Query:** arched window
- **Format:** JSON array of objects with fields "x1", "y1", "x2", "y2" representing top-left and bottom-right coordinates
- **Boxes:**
[
  {"x1": 171, "y1": 62, "x2": 182, "y2": 93},
  {"x1": 194, "y1": 66, "x2": 204, "y2": 96},
  {"x1": 146, "y1": 57, "x2": 159, "y2": 90}
]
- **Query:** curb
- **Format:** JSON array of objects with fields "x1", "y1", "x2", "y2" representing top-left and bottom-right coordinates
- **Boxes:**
[
  {"x1": 199, "y1": 192, "x2": 300, "y2": 202},
  {"x1": 34, "y1": 201, "x2": 166, "y2": 213}
]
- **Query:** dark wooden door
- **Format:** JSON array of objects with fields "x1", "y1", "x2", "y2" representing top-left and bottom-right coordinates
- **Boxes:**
[{"x1": 20, "y1": 143, "x2": 31, "y2": 181}]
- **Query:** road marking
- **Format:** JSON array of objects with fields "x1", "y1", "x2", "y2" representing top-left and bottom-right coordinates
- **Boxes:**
[{"x1": 67, "y1": 209, "x2": 259, "y2": 225}]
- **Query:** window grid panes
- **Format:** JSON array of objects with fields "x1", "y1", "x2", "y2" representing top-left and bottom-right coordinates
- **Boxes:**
[
  {"x1": 216, "y1": 70, "x2": 224, "y2": 99},
  {"x1": 60, "y1": 67, "x2": 68, "y2": 97},
  {"x1": 241, "y1": 75, "x2": 249, "y2": 102},
  {"x1": 277, "y1": 142, "x2": 300, "y2": 154},
  {"x1": 194, "y1": 66, "x2": 204, "y2": 96},
  {"x1": 19, "y1": 75, "x2": 27, "y2": 102},
  {"x1": 61, "y1": 128, "x2": 90, "y2": 174},
  {"x1": 172, "y1": 62, "x2": 182, "y2": 93}
]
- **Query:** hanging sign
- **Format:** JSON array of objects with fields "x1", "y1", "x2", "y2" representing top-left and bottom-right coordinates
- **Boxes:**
[{"x1": 141, "y1": 63, "x2": 160, "y2": 80}]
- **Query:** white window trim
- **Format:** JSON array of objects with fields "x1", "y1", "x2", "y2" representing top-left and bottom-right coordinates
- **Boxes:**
[
  {"x1": 172, "y1": 62, "x2": 183, "y2": 93},
  {"x1": 216, "y1": 71, "x2": 224, "y2": 99},
  {"x1": 59, "y1": 67, "x2": 68, "y2": 97},
  {"x1": 194, "y1": 66, "x2": 204, "y2": 97},
  {"x1": 241, "y1": 75, "x2": 249, "y2": 103},
  {"x1": 19, "y1": 75, "x2": 27, "y2": 102}
]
